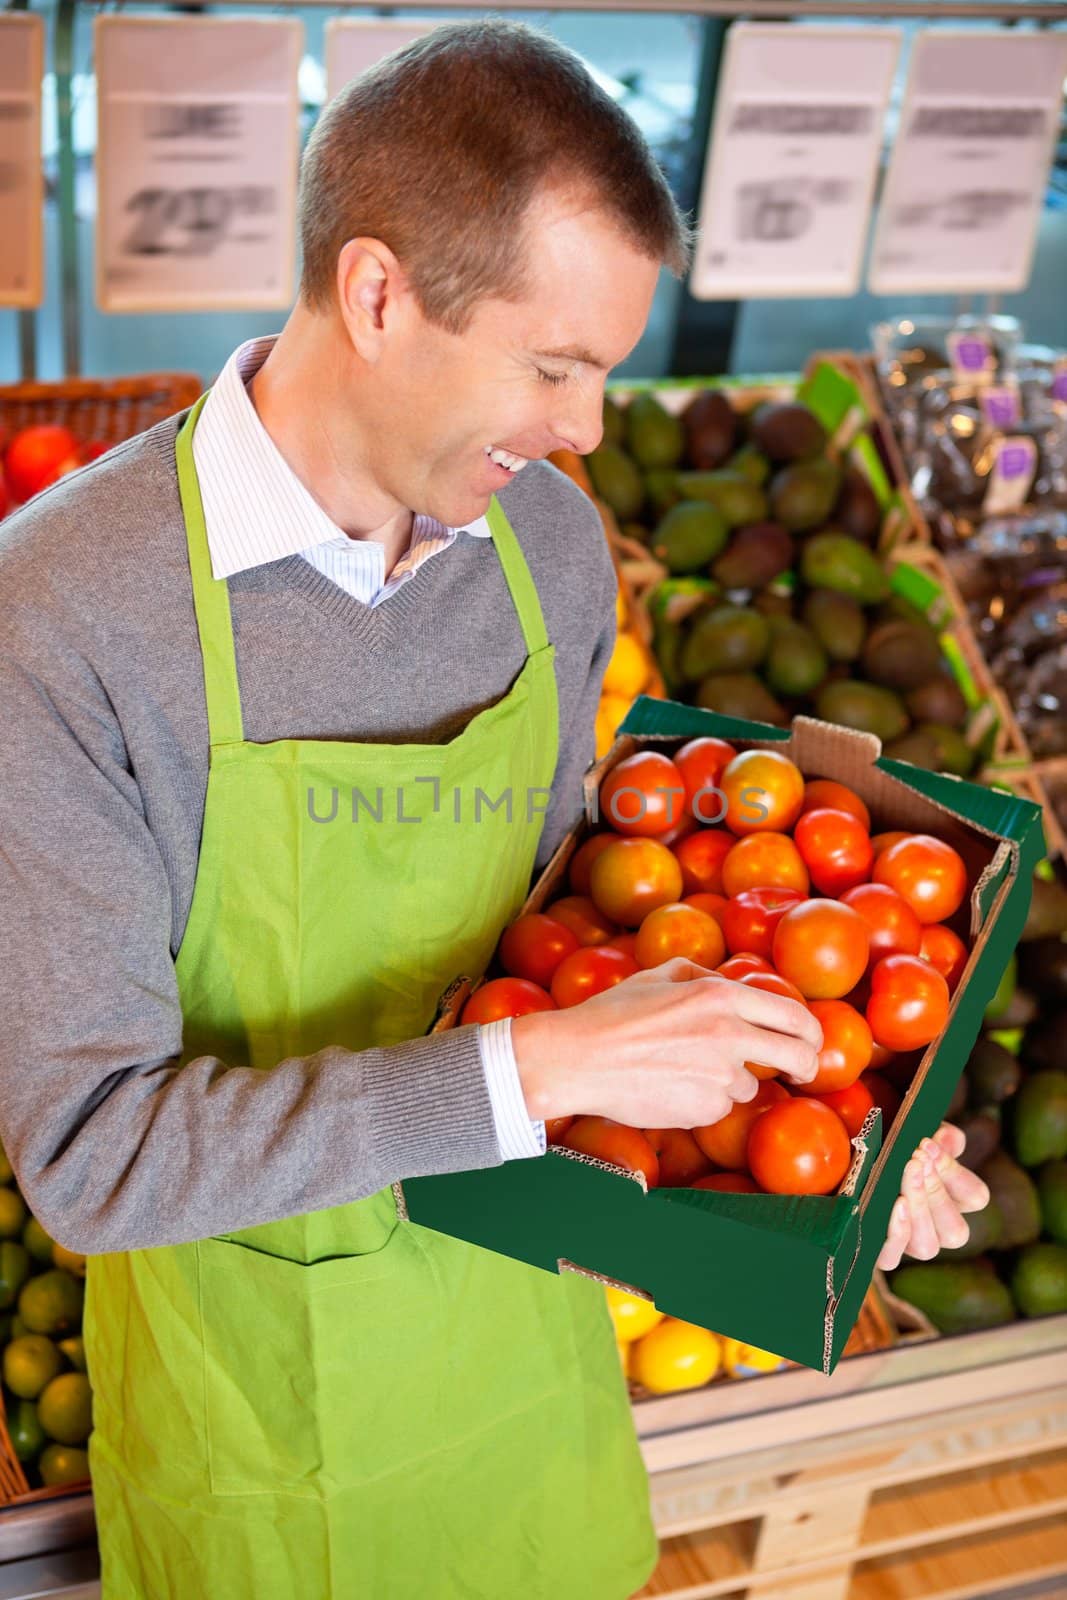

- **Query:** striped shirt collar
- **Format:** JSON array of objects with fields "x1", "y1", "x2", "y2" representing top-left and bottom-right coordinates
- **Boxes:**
[{"x1": 191, "y1": 335, "x2": 491, "y2": 584}]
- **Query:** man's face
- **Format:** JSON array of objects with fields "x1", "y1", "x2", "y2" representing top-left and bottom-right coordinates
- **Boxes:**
[{"x1": 360, "y1": 186, "x2": 661, "y2": 528}]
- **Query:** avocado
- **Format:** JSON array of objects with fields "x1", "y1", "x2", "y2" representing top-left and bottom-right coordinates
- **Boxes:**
[
  {"x1": 601, "y1": 396, "x2": 626, "y2": 450},
  {"x1": 652, "y1": 617, "x2": 685, "y2": 694},
  {"x1": 749, "y1": 401, "x2": 827, "y2": 463},
  {"x1": 1019, "y1": 938, "x2": 1067, "y2": 999},
  {"x1": 955, "y1": 1110, "x2": 1002, "y2": 1171},
  {"x1": 862, "y1": 619, "x2": 944, "y2": 693},
  {"x1": 769, "y1": 459, "x2": 842, "y2": 533},
  {"x1": 652, "y1": 502, "x2": 730, "y2": 575},
  {"x1": 834, "y1": 466, "x2": 883, "y2": 544},
  {"x1": 764, "y1": 621, "x2": 829, "y2": 699},
  {"x1": 626, "y1": 392, "x2": 686, "y2": 470},
  {"x1": 726, "y1": 444, "x2": 771, "y2": 487},
  {"x1": 815, "y1": 680, "x2": 909, "y2": 743},
  {"x1": 1020, "y1": 879, "x2": 1067, "y2": 945},
  {"x1": 1010, "y1": 1242, "x2": 1067, "y2": 1318},
  {"x1": 680, "y1": 605, "x2": 770, "y2": 681},
  {"x1": 676, "y1": 471, "x2": 769, "y2": 529},
  {"x1": 587, "y1": 444, "x2": 644, "y2": 521},
  {"x1": 883, "y1": 730, "x2": 943, "y2": 772},
  {"x1": 1037, "y1": 1159, "x2": 1067, "y2": 1244},
  {"x1": 802, "y1": 589, "x2": 867, "y2": 663},
  {"x1": 695, "y1": 673, "x2": 787, "y2": 725},
  {"x1": 711, "y1": 521, "x2": 794, "y2": 592},
  {"x1": 966, "y1": 1038, "x2": 1022, "y2": 1107},
  {"x1": 979, "y1": 1150, "x2": 1042, "y2": 1247},
  {"x1": 939, "y1": 1195, "x2": 1004, "y2": 1260},
  {"x1": 647, "y1": 576, "x2": 721, "y2": 627},
  {"x1": 1009, "y1": 1070, "x2": 1067, "y2": 1168},
  {"x1": 800, "y1": 534, "x2": 891, "y2": 605},
  {"x1": 906, "y1": 674, "x2": 970, "y2": 730},
  {"x1": 890, "y1": 1261, "x2": 1015, "y2": 1334},
  {"x1": 620, "y1": 521, "x2": 650, "y2": 546},
  {"x1": 0, "y1": 1240, "x2": 30, "y2": 1310},
  {"x1": 1019, "y1": 1014, "x2": 1064, "y2": 1074},
  {"x1": 681, "y1": 389, "x2": 738, "y2": 471},
  {"x1": 753, "y1": 589, "x2": 796, "y2": 621},
  {"x1": 915, "y1": 722, "x2": 976, "y2": 778},
  {"x1": 644, "y1": 469, "x2": 681, "y2": 521}
]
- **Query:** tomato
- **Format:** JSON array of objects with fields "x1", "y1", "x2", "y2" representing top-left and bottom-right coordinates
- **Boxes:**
[
  {"x1": 589, "y1": 838, "x2": 684, "y2": 927},
  {"x1": 868, "y1": 1040, "x2": 896, "y2": 1073},
  {"x1": 811, "y1": 1079, "x2": 874, "y2": 1140},
  {"x1": 737, "y1": 971, "x2": 808, "y2": 1079},
  {"x1": 3, "y1": 424, "x2": 78, "y2": 502},
  {"x1": 870, "y1": 830, "x2": 910, "y2": 858},
  {"x1": 644, "y1": 1127, "x2": 713, "y2": 1187},
  {"x1": 866, "y1": 954, "x2": 950, "y2": 1052},
  {"x1": 793, "y1": 808, "x2": 873, "y2": 898},
  {"x1": 721, "y1": 886, "x2": 805, "y2": 959},
  {"x1": 674, "y1": 829, "x2": 734, "y2": 895},
  {"x1": 918, "y1": 923, "x2": 968, "y2": 993},
  {"x1": 550, "y1": 946, "x2": 638, "y2": 1008},
  {"x1": 800, "y1": 780, "x2": 871, "y2": 831},
  {"x1": 545, "y1": 1116, "x2": 574, "y2": 1144},
  {"x1": 720, "y1": 750, "x2": 805, "y2": 836},
  {"x1": 717, "y1": 952, "x2": 774, "y2": 980},
  {"x1": 561, "y1": 1116, "x2": 660, "y2": 1187},
  {"x1": 599, "y1": 752, "x2": 686, "y2": 838},
  {"x1": 608, "y1": 932, "x2": 639, "y2": 960},
  {"x1": 807, "y1": 999, "x2": 873, "y2": 1092},
  {"x1": 873, "y1": 835, "x2": 968, "y2": 924},
  {"x1": 772, "y1": 899, "x2": 870, "y2": 1000},
  {"x1": 460, "y1": 976, "x2": 556, "y2": 1025},
  {"x1": 721, "y1": 833, "x2": 810, "y2": 897},
  {"x1": 499, "y1": 913, "x2": 580, "y2": 987},
  {"x1": 840, "y1": 882, "x2": 922, "y2": 962},
  {"x1": 568, "y1": 833, "x2": 617, "y2": 896},
  {"x1": 634, "y1": 903, "x2": 725, "y2": 971},
  {"x1": 692, "y1": 1080, "x2": 789, "y2": 1169},
  {"x1": 691, "y1": 1172, "x2": 760, "y2": 1193},
  {"x1": 543, "y1": 894, "x2": 617, "y2": 947},
  {"x1": 860, "y1": 1070, "x2": 903, "y2": 1130},
  {"x1": 683, "y1": 892, "x2": 728, "y2": 925},
  {"x1": 746, "y1": 1098, "x2": 853, "y2": 1196},
  {"x1": 659, "y1": 810, "x2": 700, "y2": 849},
  {"x1": 674, "y1": 737, "x2": 736, "y2": 822}
]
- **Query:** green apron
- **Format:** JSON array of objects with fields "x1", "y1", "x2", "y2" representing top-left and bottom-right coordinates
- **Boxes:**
[{"x1": 83, "y1": 396, "x2": 658, "y2": 1599}]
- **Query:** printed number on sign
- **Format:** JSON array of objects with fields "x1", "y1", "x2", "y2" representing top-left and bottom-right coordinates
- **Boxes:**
[{"x1": 122, "y1": 186, "x2": 276, "y2": 257}]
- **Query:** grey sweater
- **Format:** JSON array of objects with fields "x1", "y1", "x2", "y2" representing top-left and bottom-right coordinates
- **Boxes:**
[{"x1": 0, "y1": 413, "x2": 616, "y2": 1254}]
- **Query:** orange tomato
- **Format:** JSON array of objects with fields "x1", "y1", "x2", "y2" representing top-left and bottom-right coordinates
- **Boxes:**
[
  {"x1": 807, "y1": 999, "x2": 873, "y2": 1092},
  {"x1": 659, "y1": 810, "x2": 700, "y2": 849},
  {"x1": 870, "y1": 830, "x2": 910, "y2": 858},
  {"x1": 717, "y1": 952, "x2": 774, "y2": 980},
  {"x1": 674, "y1": 736, "x2": 736, "y2": 822},
  {"x1": 691, "y1": 1172, "x2": 760, "y2": 1193},
  {"x1": 800, "y1": 779, "x2": 871, "y2": 831},
  {"x1": 793, "y1": 808, "x2": 873, "y2": 897},
  {"x1": 561, "y1": 1116, "x2": 660, "y2": 1187},
  {"x1": 811, "y1": 1079, "x2": 875, "y2": 1139},
  {"x1": 674, "y1": 829, "x2": 734, "y2": 895},
  {"x1": 720, "y1": 749, "x2": 805, "y2": 836},
  {"x1": 568, "y1": 833, "x2": 617, "y2": 895},
  {"x1": 721, "y1": 886, "x2": 805, "y2": 959},
  {"x1": 644, "y1": 1127, "x2": 713, "y2": 1187},
  {"x1": 460, "y1": 977, "x2": 557, "y2": 1025},
  {"x1": 545, "y1": 1117, "x2": 575, "y2": 1144},
  {"x1": 861, "y1": 1070, "x2": 903, "y2": 1130},
  {"x1": 589, "y1": 838, "x2": 684, "y2": 927},
  {"x1": 543, "y1": 894, "x2": 616, "y2": 947},
  {"x1": 634, "y1": 903, "x2": 725, "y2": 971},
  {"x1": 866, "y1": 954, "x2": 950, "y2": 1052},
  {"x1": 683, "y1": 891, "x2": 729, "y2": 925},
  {"x1": 599, "y1": 752, "x2": 687, "y2": 838},
  {"x1": 550, "y1": 946, "x2": 638, "y2": 1008},
  {"x1": 608, "y1": 932, "x2": 639, "y2": 960},
  {"x1": 499, "y1": 913, "x2": 580, "y2": 987},
  {"x1": 693, "y1": 1079, "x2": 789, "y2": 1168},
  {"x1": 746, "y1": 1098, "x2": 853, "y2": 1196},
  {"x1": 840, "y1": 882, "x2": 922, "y2": 962},
  {"x1": 918, "y1": 923, "x2": 968, "y2": 993},
  {"x1": 772, "y1": 900, "x2": 870, "y2": 1000},
  {"x1": 873, "y1": 835, "x2": 968, "y2": 924},
  {"x1": 721, "y1": 832, "x2": 810, "y2": 897},
  {"x1": 737, "y1": 970, "x2": 809, "y2": 1079}
]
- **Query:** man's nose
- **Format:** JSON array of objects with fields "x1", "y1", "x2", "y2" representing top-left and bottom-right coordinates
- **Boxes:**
[{"x1": 553, "y1": 389, "x2": 606, "y2": 458}]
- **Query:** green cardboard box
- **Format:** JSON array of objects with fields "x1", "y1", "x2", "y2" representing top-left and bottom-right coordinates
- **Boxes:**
[{"x1": 400, "y1": 701, "x2": 1043, "y2": 1373}]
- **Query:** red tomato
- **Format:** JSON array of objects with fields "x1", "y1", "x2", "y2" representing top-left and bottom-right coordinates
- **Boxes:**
[
  {"x1": 692, "y1": 1079, "x2": 789, "y2": 1169},
  {"x1": 721, "y1": 886, "x2": 805, "y2": 959},
  {"x1": 545, "y1": 1116, "x2": 574, "y2": 1144},
  {"x1": 659, "y1": 810, "x2": 700, "y2": 849},
  {"x1": 499, "y1": 913, "x2": 579, "y2": 987},
  {"x1": 634, "y1": 903, "x2": 725, "y2": 971},
  {"x1": 746, "y1": 1098, "x2": 853, "y2": 1196},
  {"x1": 721, "y1": 833, "x2": 810, "y2": 898},
  {"x1": 861, "y1": 1070, "x2": 903, "y2": 1130},
  {"x1": 800, "y1": 780, "x2": 871, "y2": 831},
  {"x1": 674, "y1": 737, "x2": 736, "y2": 822},
  {"x1": 543, "y1": 894, "x2": 616, "y2": 947},
  {"x1": 461, "y1": 976, "x2": 556, "y2": 1024},
  {"x1": 793, "y1": 809, "x2": 874, "y2": 898},
  {"x1": 3, "y1": 424, "x2": 78, "y2": 502},
  {"x1": 674, "y1": 829, "x2": 734, "y2": 895},
  {"x1": 644, "y1": 1127, "x2": 713, "y2": 1186},
  {"x1": 720, "y1": 750, "x2": 805, "y2": 836},
  {"x1": 550, "y1": 946, "x2": 638, "y2": 1008},
  {"x1": 840, "y1": 882, "x2": 922, "y2": 962},
  {"x1": 868, "y1": 1040, "x2": 896, "y2": 1073},
  {"x1": 812, "y1": 1079, "x2": 875, "y2": 1140},
  {"x1": 598, "y1": 752, "x2": 686, "y2": 838},
  {"x1": 737, "y1": 971, "x2": 809, "y2": 1080},
  {"x1": 589, "y1": 838, "x2": 684, "y2": 927},
  {"x1": 807, "y1": 999, "x2": 873, "y2": 1092},
  {"x1": 568, "y1": 833, "x2": 617, "y2": 896},
  {"x1": 691, "y1": 1172, "x2": 760, "y2": 1193},
  {"x1": 772, "y1": 900, "x2": 870, "y2": 1000},
  {"x1": 918, "y1": 923, "x2": 968, "y2": 993},
  {"x1": 561, "y1": 1116, "x2": 660, "y2": 1186},
  {"x1": 608, "y1": 932, "x2": 639, "y2": 960},
  {"x1": 873, "y1": 835, "x2": 968, "y2": 924},
  {"x1": 683, "y1": 891, "x2": 728, "y2": 925},
  {"x1": 870, "y1": 830, "x2": 911, "y2": 859},
  {"x1": 717, "y1": 952, "x2": 775, "y2": 980},
  {"x1": 866, "y1": 954, "x2": 950, "y2": 1052}
]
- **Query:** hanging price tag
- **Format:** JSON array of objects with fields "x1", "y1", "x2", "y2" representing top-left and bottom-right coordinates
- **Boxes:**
[
  {"x1": 95, "y1": 16, "x2": 300, "y2": 312},
  {"x1": 325, "y1": 19, "x2": 439, "y2": 103},
  {"x1": 0, "y1": 13, "x2": 44, "y2": 309},
  {"x1": 869, "y1": 30, "x2": 1067, "y2": 295},
  {"x1": 689, "y1": 24, "x2": 900, "y2": 301}
]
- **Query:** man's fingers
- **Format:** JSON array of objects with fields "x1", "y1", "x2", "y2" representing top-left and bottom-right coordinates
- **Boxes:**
[
  {"x1": 933, "y1": 1122, "x2": 966, "y2": 1162},
  {"x1": 732, "y1": 984, "x2": 824, "y2": 1051},
  {"x1": 877, "y1": 1197, "x2": 910, "y2": 1271},
  {"x1": 736, "y1": 1025, "x2": 819, "y2": 1086},
  {"x1": 725, "y1": 1063, "x2": 761, "y2": 1105},
  {"x1": 918, "y1": 1146, "x2": 970, "y2": 1251},
  {"x1": 900, "y1": 1156, "x2": 942, "y2": 1259},
  {"x1": 922, "y1": 1137, "x2": 991, "y2": 1215}
]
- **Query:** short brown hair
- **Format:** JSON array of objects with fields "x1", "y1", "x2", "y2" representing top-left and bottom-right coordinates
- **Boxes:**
[{"x1": 299, "y1": 18, "x2": 695, "y2": 332}]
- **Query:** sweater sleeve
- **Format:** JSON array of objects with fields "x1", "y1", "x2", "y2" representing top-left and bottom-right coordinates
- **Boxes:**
[{"x1": 0, "y1": 639, "x2": 505, "y2": 1255}]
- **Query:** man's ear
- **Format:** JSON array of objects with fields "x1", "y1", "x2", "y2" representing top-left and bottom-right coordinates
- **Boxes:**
[{"x1": 336, "y1": 237, "x2": 406, "y2": 364}]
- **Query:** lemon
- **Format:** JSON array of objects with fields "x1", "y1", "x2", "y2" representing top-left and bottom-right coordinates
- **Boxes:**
[
  {"x1": 37, "y1": 1371, "x2": 93, "y2": 1445},
  {"x1": 614, "y1": 589, "x2": 628, "y2": 628},
  {"x1": 616, "y1": 1340, "x2": 632, "y2": 1379},
  {"x1": 40, "y1": 1443, "x2": 91, "y2": 1487},
  {"x1": 18, "y1": 1269, "x2": 84, "y2": 1337},
  {"x1": 605, "y1": 1285, "x2": 664, "y2": 1343},
  {"x1": 595, "y1": 708, "x2": 618, "y2": 761},
  {"x1": 4, "y1": 1334, "x2": 63, "y2": 1399},
  {"x1": 602, "y1": 632, "x2": 649, "y2": 699},
  {"x1": 720, "y1": 1336, "x2": 787, "y2": 1379},
  {"x1": 23, "y1": 1216, "x2": 55, "y2": 1264},
  {"x1": 8, "y1": 1398, "x2": 46, "y2": 1462},
  {"x1": 630, "y1": 1317, "x2": 721, "y2": 1394},
  {"x1": 58, "y1": 1335, "x2": 88, "y2": 1373},
  {"x1": 52, "y1": 1243, "x2": 88, "y2": 1278},
  {"x1": 0, "y1": 1187, "x2": 27, "y2": 1240}
]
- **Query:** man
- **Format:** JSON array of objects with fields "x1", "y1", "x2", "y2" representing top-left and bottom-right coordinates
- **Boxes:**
[{"x1": 0, "y1": 20, "x2": 986, "y2": 1598}]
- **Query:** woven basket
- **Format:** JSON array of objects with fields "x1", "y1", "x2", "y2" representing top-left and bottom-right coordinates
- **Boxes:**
[{"x1": 0, "y1": 372, "x2": 203, "y2": 449}]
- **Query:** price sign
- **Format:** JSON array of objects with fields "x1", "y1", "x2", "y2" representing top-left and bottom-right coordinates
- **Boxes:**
[
  {"x1": 0, "y1": 13, "x2": 44, "y2": 309},
  {"x1": 95, "y1": 16, "x2": 301, "y2": 312},
  {"x1": 690, "y1": 24, "x2": 900, "y2": 300},
  {"x1": 869, "y1": 30, "x2": 1067, "y2": 296},
  {"x1": 325, "y1": 20, "x2": 440, "y2": 103}
]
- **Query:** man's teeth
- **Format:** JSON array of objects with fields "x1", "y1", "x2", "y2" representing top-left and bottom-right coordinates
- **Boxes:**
[{"x1": 485, "y1": 445, "x2": 528, "y2": 472}]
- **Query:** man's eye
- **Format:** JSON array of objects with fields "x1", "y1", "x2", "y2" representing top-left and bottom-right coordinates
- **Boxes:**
[{"x1": 536, "y1": 368, "x2": 569, "y2": 388}]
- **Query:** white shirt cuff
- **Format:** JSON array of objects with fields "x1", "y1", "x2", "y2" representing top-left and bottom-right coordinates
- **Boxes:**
[{"x1": 478, "y1": 1018, "x2": 546, "y2": 1161}]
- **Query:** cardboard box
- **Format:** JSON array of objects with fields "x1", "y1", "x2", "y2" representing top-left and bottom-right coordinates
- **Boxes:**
[{"x1": 400, "y1": 701, "x2": 1043, "y2": 1374}]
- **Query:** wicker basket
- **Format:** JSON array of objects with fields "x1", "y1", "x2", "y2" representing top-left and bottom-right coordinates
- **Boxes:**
[{"x1": 0, "y1": 372, "x2": 203, "y2": 449}]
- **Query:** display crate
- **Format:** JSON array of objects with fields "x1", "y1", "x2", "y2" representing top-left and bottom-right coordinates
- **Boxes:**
[{"x1": 0, "y1": 372, "x2": 203, "y2": 450}]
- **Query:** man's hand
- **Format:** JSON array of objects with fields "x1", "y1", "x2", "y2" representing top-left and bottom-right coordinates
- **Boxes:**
[{"x1": 876, "y1": 1123, "x2": 991, "y2": 1271}]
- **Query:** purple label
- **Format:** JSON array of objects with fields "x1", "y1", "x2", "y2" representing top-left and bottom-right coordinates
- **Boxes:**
[
  {"x1": 1054, "y1": 370, "x2": 1067, "y2": 404},
  {"x1": 980, "y1": 386, "x2": 1020, "y2": 428},
  {"x1": 954, "y1": 335, "x2": 991, "y2": 374},
  {"x1": 998, "y1": 442, "x2": 1033, "y2": 479}
]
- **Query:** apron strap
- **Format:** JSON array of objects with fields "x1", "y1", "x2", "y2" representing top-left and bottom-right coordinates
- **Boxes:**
[
  {"x1": 175, "y1": 394, "x2": 246, "y2": 746},
  {"x1": 485, "y1": 496, "x2": 551, "y2": 656}
]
